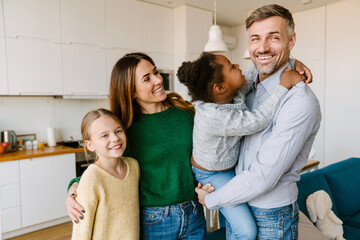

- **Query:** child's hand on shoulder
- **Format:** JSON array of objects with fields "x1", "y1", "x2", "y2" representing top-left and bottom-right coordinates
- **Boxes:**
[{"x1": 280, "y1": 68, "x2": 306, "y2": 90}]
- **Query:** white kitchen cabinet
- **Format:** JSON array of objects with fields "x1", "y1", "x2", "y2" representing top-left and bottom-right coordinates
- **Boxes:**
[
  {"x1": 105, "y1": 0, "x2": 141, "y2": 50},
  {"x1": 1, "y1": 207, "x2": 21, "y2": 233},
  {"x1": 62, "y1": 43, "x2": 107, "y2": 96},
  {"x1": 19, "y1": 154, "x2": 75, "y2": 227},
  {"x1": 0, "y1": 37, "x2": 7, "y2": 94},
  {"x1": 0, "y1": 160, "x2": 21, "y2": 234},
  {"x1": 0, "y1": 184, "x2": 20, "y2": 209},
  {"x1": 142, "y1": 2, "x2": 173, "y2": 54},
  {"x1": 3, "y1": 0, "x2": 61, "y2": 42},
  {"x1": 0, "y1": 161, "x2": 19, "y2": 186},
  {"x1": 61, "y1": 0, "x2": 105, "y2": 46},
  {"x1": 6, "y1": 38, "x2": 62, "y2": 95},
  {"x1": 0, "y1": 0, "x2": 4, "y2": 37}
]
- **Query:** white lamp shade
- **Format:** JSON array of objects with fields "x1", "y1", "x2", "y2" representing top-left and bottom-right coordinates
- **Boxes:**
[{"x1": 204, "y1": 25, "x2": 228, "y2": 53}]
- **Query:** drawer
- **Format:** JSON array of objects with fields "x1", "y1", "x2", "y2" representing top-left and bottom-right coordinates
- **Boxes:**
[
  {"x1": 0, "y1": 161, "x2": 20, "y2": 186},
  {"x1": 1, "y1": 183, "x2": 21, "y2": 209},
  {"x1": 1, "y1": 206, "x2": 21, "y2": 233}
]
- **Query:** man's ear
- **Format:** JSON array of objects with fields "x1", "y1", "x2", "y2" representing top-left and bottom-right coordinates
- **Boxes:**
[
  {"x1": 288, "y1": 32, "x2": 296, "y2": 51},
  {"x1": 213, "y1": 83, "x2": 226, "y2": 94},
  {"x1": 85, "y1": 140, "x2": 96, "y2": 152}
]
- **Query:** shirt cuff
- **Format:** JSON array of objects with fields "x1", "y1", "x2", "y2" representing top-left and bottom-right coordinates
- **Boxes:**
[{"x1": 205, "y1": 192, "x2": 220, "y2": 210}]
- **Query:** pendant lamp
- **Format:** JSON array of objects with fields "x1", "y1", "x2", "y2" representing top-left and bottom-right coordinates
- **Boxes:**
[{"x1": 204, "y1": 0, "x2": 228, "y2": 53}]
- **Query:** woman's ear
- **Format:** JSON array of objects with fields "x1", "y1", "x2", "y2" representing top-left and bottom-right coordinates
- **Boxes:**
[
  {"x1": 213, "y1": 83, "x2": 226, "y2": 94},
  {"x1": 85, "y1": 140, "x2": 96, "y2": 152}
]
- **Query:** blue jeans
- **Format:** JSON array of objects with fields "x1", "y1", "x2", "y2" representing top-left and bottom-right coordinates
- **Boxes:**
[
  {"x1": 250, "y1": 202, "x2": 299, "y2": 240},
  {"x1": 193, "y1": 167, "x2": 257, "y2": 240},
  {"x1": 140, "y1": 200, "x2": 207, "y2": 240}
]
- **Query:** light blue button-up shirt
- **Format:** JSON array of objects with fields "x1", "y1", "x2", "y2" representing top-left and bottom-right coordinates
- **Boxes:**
[{"x1": 205, "y1": 63, "x2": 322, "y2": 209}]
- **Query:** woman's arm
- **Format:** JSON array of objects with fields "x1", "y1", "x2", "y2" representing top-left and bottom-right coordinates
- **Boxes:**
[{"x1": 66, "y1": 178, "x2": 85, "y2": 224}]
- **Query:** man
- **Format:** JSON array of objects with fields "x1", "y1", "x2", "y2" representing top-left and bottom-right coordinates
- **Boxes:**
[{"x1": 196, "y1": 4, "x2": 322, "y2": 239}]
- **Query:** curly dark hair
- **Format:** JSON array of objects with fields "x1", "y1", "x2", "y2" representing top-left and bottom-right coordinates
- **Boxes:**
[{"x1": 177, "y1": 52, "x2": 223, "y2": 102}]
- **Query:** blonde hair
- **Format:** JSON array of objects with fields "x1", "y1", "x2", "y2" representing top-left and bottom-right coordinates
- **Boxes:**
[
  {"x1": 109, "y1": 52, "x2": 194, "y2": 130},
  {"x1": 81, "y1": 108, "x2": 124, "y2": 161}
]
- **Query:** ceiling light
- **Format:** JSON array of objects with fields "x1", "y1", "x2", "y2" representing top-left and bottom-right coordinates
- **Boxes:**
[{"x1": 204, "y1": 0, "x2": 228, "y2": 53}]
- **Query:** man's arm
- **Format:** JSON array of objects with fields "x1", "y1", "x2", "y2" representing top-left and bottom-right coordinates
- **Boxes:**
[{"x1": 204, "y1": 88, "x2": 321, "y2": 209}]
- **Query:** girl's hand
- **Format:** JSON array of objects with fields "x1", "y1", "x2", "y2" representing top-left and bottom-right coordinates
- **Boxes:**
[
  {"x1": 294, "y1": 60, "x2": 312, "y2": 84},
  {"x1": 280, "y1": 68, "x2": 306, "y2": 90},
  {"x1": 197, "y1": 182, "x2": 215, "y2": 193},
  {"x1": 65, "y1": 182, "x2": 85, "y2": 224}
]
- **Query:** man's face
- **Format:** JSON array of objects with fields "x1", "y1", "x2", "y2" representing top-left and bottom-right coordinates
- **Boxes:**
[{"x1": 248, "y1": 16, "x2": 296, "y2": 81}]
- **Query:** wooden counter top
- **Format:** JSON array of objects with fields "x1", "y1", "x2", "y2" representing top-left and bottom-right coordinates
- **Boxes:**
[{"x1": 0, "y1": 145, "x2": 85, "y2": 163}]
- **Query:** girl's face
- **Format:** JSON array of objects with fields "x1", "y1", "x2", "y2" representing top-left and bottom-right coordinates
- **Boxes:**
[
  {"x1": 85, "y1": 115, "x2": 127, "y2": 161},
  {"x1": 216, "y1": 55, "x2": 247, "y2": 92},
  {"x1": 134, "y1": 59, "x2": 167, "y2": 108}
]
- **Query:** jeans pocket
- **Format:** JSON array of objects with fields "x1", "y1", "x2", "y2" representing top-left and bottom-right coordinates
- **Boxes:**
[{"x1": 141, "y1": 208, "x2": 164, "y2": 226}]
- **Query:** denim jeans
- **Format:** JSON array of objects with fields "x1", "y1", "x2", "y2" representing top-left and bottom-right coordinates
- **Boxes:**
[
  {"x1": 250, "y1": 202, "x2": 299, "y2": 240},
  {"x1": 140, "y1": 200, "x2": 207, "y2": 240},
  {"x1": 193, "y1": 167, "x2": 257, "y2": 240}
]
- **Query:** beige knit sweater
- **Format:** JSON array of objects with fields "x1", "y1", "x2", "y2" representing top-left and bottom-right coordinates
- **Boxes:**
[{"x1": 71, "y1": 157, "x2": 140, "y2": 240}]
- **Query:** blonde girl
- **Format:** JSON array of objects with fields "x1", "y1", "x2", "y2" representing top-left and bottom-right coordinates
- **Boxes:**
[{"x1": 71, "y1": 108, "x2": 140, "y2": 240}]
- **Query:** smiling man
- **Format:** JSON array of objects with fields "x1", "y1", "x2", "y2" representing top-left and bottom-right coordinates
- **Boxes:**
[{"x1": 196, "y1": 4, "x2": 322, "y2": 239}]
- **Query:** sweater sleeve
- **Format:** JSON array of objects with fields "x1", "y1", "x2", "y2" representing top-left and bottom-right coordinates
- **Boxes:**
[
  {"x1": 196, "y1": 85, "x2": 288, "y2": 137},
  {"x1": 71, "y1": 172, "x2": 98, "y2": 240},
  {"x1": 67, "y1": 177, "x2": 81, "y2": 192}
]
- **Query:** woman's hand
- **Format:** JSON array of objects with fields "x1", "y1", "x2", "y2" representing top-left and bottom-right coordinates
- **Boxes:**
[
  {"x1": 65, "y1": 182, "x2": 85, "y2": 224},
  {"x1": 294, "y1": 60, "x2": 313, "y2": 84}
]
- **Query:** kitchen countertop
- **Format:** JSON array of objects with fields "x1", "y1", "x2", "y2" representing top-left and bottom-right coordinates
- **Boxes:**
[{"x1": 0, "y1": 145, "x2": 84, "y2": 163}]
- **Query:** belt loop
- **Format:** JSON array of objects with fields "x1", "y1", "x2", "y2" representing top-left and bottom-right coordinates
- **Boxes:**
[
  {"x1": 164, "y1": 206, "x2": 169, "y2": 217},
  {"x1": 191, "y1": 200, "x2": 197, "y2": 213}
]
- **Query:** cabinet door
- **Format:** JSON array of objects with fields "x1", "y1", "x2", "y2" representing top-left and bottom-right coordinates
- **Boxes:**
[
  {"x1": 19, "y1": 154, "x2": 76, "y2": 227},
  {"x1": 1, "y1": 207, "x2": 21, "y2": 233},
  {"x1": 6, "y1": 38, "x2": 62, "y2": 95},
  {"x1": 3, "y1": 0, "x2": 61, "y2": 42},
  {"x1": 1, "y1": 184, "x2": 20, "y2": 209},
  {"x1": 0, "y1": 0, "x2": 4, "y2": 37},
  {"x1": 62, "y1": 44, "x2": 107, "y2": 95},
  {"x1": 0, "y1": 37, "x2": 7, "y2": 94},
  {"x1": 105, "y1": 0, "x2": 141, "y2": 50},
  {"x1": 0, "y1": 161, "x2": 19, "y2": 186},
  {"x1": 61, "y1": 0, "x2": 105, "y2": 46},
  {"x1": 142, "y1": 2, "x2": 173, "y2": 54}
]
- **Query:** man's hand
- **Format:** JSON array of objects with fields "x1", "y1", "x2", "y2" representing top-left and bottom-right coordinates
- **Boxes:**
[
  {"x1": 65, "y1": 182, "x2": 85, "y2": 224},
  {"x1": 294, "y1": 60, "x2": 313, "y2": 84},
  {"x1": 195, "y1": 182, "x2": 215, "y2": 207}
]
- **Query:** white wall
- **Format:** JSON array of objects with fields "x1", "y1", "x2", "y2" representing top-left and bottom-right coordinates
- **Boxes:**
[
  {"x1": 0, "y1": 97, "x2": 108, "y2": 142},
  {"x1": 229, "y1": 0, "x2": 360, "y2": 166}
]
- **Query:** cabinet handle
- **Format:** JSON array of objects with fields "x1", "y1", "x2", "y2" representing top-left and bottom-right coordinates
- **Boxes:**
[
  {"x1": 17, "y1": 92, "x2": 57, "y2": 95},
  {"x1": 15, "y1": 35, "x2": 52, "y2": 42}
]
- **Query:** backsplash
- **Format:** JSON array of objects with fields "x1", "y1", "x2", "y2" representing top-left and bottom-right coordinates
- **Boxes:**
[{"x1": 0, "y1": 96, "x2": 109, "y2": 143}]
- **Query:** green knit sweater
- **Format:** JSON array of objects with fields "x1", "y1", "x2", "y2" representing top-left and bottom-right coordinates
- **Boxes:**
[
  {"x1": 69, "y1": 107, "x2": 196, "y2": 207},
  {"x1": 126, "y1": 107, "x2": 196, "y2": 207}
]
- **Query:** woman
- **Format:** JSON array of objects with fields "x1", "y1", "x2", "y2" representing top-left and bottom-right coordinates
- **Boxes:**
[{"x1": 66, "y1": 52, "x2": 207, "y2": 239}]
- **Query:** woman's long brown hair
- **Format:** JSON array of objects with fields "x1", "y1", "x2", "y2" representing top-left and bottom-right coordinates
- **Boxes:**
[{"x1": 109, "y1": 52, "x2": 194, "y2": 130}]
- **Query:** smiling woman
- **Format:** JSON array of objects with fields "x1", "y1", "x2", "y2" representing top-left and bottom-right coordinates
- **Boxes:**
[{"x1": 66, "y1": 52, "x2": 207, "y2": 240}]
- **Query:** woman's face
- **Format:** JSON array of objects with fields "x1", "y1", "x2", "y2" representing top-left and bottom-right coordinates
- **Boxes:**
[{"x1": 134, "y1": 59, "x2": 167, "y2": 108}]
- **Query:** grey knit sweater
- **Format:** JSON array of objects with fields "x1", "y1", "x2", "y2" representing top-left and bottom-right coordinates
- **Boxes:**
[{"x1": 192, "y1": 70, "x2": 289, "y2": 171}]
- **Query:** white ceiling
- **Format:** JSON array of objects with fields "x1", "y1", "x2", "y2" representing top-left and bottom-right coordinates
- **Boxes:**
[{"x1": 139, "y1": 0, "x2": 344, "y2": 27}]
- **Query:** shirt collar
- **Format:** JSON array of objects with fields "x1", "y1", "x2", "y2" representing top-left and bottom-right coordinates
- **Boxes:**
[{"x1": 255, "y1": 63, "x2": 290, "y2": 94}]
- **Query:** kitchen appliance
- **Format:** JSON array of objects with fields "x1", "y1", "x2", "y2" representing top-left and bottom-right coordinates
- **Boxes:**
[
  {"x1": 62, "y1": 140, "x2": 96, "y2": 177},
  {"x1": 1, "y1": 130, "x2": 18, "y2": 152},
  {"x1": 158, "y1": 69, "x2": 174, "y2": 91}
]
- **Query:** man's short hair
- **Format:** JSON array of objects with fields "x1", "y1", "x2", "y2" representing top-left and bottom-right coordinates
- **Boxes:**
[{"x1": 246, "y1": 4, "x2": 295, "y2": 36}]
